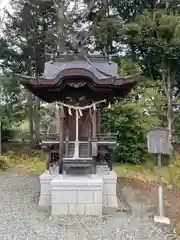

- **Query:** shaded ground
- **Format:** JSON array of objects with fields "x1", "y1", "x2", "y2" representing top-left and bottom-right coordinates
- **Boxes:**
[
  {"x1": 0, "y1": 172, "x2": 178, "y2": 240},
  {"x1": 118, "y1": 178, "x2": 180, "y2": 237}
]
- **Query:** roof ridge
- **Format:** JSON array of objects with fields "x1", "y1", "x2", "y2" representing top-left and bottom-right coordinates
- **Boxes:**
[{"x1": 84, "y1": 55, "x2": 115, "y2": 78}]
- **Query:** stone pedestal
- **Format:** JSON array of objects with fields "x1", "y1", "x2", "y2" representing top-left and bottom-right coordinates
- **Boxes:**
[
  {"x1": 38, "y1": 166, "x2": 118, "y2": 215},
  {"x1": 51, "y1": 175, "x2": 103, "y2": 216},
  {"x1": 38, "y1": 170, "x2": 57, "y2": 209},
  {"x1": 96, "y1": 166, "x2": 118, "y2": 208},
  {"x1": 103, "y1": 171, "x2": 118, "y2": 208}
]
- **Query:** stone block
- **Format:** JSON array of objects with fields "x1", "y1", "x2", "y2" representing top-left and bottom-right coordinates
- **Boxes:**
[
  {"x1": 103, "y1": 172, "x2": 117, "y2": 184},
  {"x1": 51, "y1": 203, "x2": 69, "y2": 215},
  {"x1": 40, "y1": 183, "x2": 51, "y2": 195},
  {"x1": 51, "y1": 174, "x2": 103, "y2": 216},
  {"x1": 38, "y1": 194, "x2": 50, "y2": 209},
  {"x1": 96, "y1": 170, "x2": 118, "y2": 208},
  {"x1": 85, "y1": 204, "x2": 102, "y2": 216},
  {"x1": 52, "y1": 190, "x2": 77, "y2": 204},
  {"x1": 107, "y1": 195, "x2": 118, "y2": 208},
  {"x1": 103, "y1": 183, "x2": 116, "y2": 195},
  {"x1": 38, "y1": 171, "x2": 55, "y2": 208},
  {"x1": 93, "y1": 191, "x2": 102, "y2": 204},
  {"x1": 103, "y1": 195, "x2": 108, "y2": 206},
  {"x1": 77, "y1": 190, "x2": 93, "y2": 204},
  {"x1": 69, "y1": 204, "x2": 85, "y2": 215}
]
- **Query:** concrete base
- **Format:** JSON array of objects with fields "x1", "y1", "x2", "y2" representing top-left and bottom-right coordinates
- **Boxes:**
[
  {"x1": 96, "y1": 166, "x2": 118, "y2": 208},
  {"x1": 51, "y1": 175, "x2": 103, "y2": 216},
  {"x1": 154, "y1": 216, "x2": 170, "y2": 225},
  {"x1": 38, "y1": 170, "x2": 58, "y2": 209},
  {"x1": 38, "y1": 166, "x2": 118, "y2": 215}
]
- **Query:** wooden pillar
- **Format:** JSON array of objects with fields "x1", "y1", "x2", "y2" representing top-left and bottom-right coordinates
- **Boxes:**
[
  {"x1": 92, "y1": 110, "x2": 97, "y2": 174},
  {"x1": 34, "y1": 97, "x2": 40, "y2": 143},
  {"x1": 73, "y1": 109, "x2": 79, "y2": 159},
  {"x1": 92, "y1": 110, "x2": 97, "y2": 139},
  {"x1": 75, "y1": 109, "x2": 79, "y2": 158},
  {"x1": 59, "y1": 106, "x2": 65, "y2": 174},
  {"x1": 46, "y1": 152, "x2": 50, "y2": 170},
  {"x1": 97, "y1": 109, "x2": 101, "y2": 134}
]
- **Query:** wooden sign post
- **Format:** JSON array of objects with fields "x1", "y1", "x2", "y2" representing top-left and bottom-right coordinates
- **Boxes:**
[{"x1": 147, "y1": 127, "x2": 171, "y2": 225}]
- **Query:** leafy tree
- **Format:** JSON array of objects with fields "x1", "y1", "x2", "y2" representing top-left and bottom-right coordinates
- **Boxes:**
[
  {"x1": 0, "y1": 73, "x2": 24, "y2": 126},
  {"x1": 1, "y1": 0, "x2": 57, "y2": 145},
  {"x1": 102, "y1": 98, "x2": 160, "y2": 163},
  {"x1": 0, "y1": 73, "x2": 25, "y2": 145},
  {"x1": 121, "y1": 10, "x2": 180, "y2": 142},
  {"x1": 102, "y1": 60, "x2": 162, "y2": 163},
  {"x1": 119, "y1": 58, "x2": 140, "y2": 76}
]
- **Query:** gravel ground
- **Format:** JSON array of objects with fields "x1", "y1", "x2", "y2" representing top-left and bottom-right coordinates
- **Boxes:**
[{"x1": 0, "y1": 176, "x2": 177, "y2": 240}]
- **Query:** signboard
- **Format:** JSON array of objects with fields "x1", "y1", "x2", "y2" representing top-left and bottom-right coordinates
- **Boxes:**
[{"x1": 147, "y1": 128, "x2": 171, "y2": 155}]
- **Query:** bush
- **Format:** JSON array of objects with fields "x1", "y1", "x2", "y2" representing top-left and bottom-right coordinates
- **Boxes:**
[
  {"x1": 167, "y1": 157, "x2": 180, "y2": 189},
  {"x1": 102, "y1": 102, "x2": 148, "y2": 164}
]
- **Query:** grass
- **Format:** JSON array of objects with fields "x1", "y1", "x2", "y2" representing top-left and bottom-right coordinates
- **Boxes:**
[
  {"x1": 114, "y1": 161, "x2": 170, "y2": 185},
  {"x1": 0, "y1": 150, "x2": 46, "y2": 176}
]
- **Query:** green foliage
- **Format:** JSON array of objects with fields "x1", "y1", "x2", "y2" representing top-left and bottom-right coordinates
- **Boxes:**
[
  {"x1": 0, "y1": 150, "x2": 45, "y2": 175},
  {"x1": 103, "y1": 101, "x2": 153, "y2": 163},
  {"x1": 102, "y1": 74, "x2": 163, "y2": 164},
  {"x1": 1, "y1": 0, "x2": 180, "y2": 160},
  {"x1": 0, "y1": 73, "x2": 25, "y2": 138},
  {"x1": 119, "y1": 59, "x2": 141, "y2": 76},
  {"x1": 174, "y1": 111, "x2": 180, "y2": 143},
  {"x1": 121, "y1": 11, "x2": 180, "y2": 91},
  {"x1": 166, "y1": 156, "x2": 180, "y2": 189},
  {"x1": 120, "y1": 10, "x2": 180, "y2": 142},
  {"x1": 91, "y1": 15, "x2": 123, "y2": 54}
]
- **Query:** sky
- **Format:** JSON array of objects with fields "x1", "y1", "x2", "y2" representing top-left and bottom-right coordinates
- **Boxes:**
[
  {"x1": 0, "y1": 0, "x2": 10, "y2": 19},
  {"x1": 0, "y1": 0, "x2": 10, "y2": 9}
]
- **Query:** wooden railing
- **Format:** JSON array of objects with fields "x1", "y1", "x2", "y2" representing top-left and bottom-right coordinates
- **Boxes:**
[
  {"x1": 40, "y1": 132, "x2": 116, "y2": 146},
  {"x1": 96, "y1": 132, "x2": 116, "y2": 142}
]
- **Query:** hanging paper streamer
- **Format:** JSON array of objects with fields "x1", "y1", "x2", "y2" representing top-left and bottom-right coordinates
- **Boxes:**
[
  {"x1": 79, "y1": 109, "x2": 83, "y2": 117},
  {"x1": 89, "y1": 108, "x2": 92, "y2": 120},
  {"x1": 55, "y1": 102, "x2": 59, "y2": 110},
  {"x1": 68, "y1": 107, "x2": 72, "y2": 115},
  {"x1": 93, "y1": 103, "x2": 96, "y2": 111},
  {"x1": 53, "y1": 99, "x2": 106, "y2": 117},
  {"x1": 60, "y1": 105, "x2": 65, "y2": 117}
]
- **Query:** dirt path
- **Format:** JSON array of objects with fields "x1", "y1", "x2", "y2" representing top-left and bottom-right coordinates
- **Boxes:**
[{"x1": 117, "y1": 178, "x2": 180, "y2": 238}]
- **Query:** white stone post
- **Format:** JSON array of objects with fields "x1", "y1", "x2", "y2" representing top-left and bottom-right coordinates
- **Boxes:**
[
  {"x1": 73, "y1": 109, "x2": 79, "y2": 159},
  {"x1": 92, "y1": 110, "x2": 96, "y2": 138}
]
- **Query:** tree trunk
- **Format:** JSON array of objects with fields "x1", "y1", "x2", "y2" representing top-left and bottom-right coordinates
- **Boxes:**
[
  {"x1": 0, "y1": 120, "x2": 2, "y2": 155},
  {"x1": 0, "y1": 86, "x2": 2, "y2": 154},
  {"x1": 167, "y1": 77, "x2": 173, "y2": 143},
  {"x1": 27, "y1": 92, "x2": 34, "y2": 147},
  {"x1": 34, "y1": 97, "x2": 40, "y2": 144},
  {"x1": 59, "y1": 106, "x2": 64, "y2": 174}
]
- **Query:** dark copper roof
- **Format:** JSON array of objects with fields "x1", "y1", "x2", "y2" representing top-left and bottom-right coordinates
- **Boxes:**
[{"x1": 18, "y1": 55, "x2": 139, "y2": 103}]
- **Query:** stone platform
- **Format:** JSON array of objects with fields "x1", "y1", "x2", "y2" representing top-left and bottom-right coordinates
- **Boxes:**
[
  {"x1": 38, "y1": 166, "x2": 118, "y2": 215},
  {"x1": 51, "y1": 175, "x2": 103, "y2": 215},
  {"x1": 96, "y1": 166, "x2": 118, "y2": 208}
]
